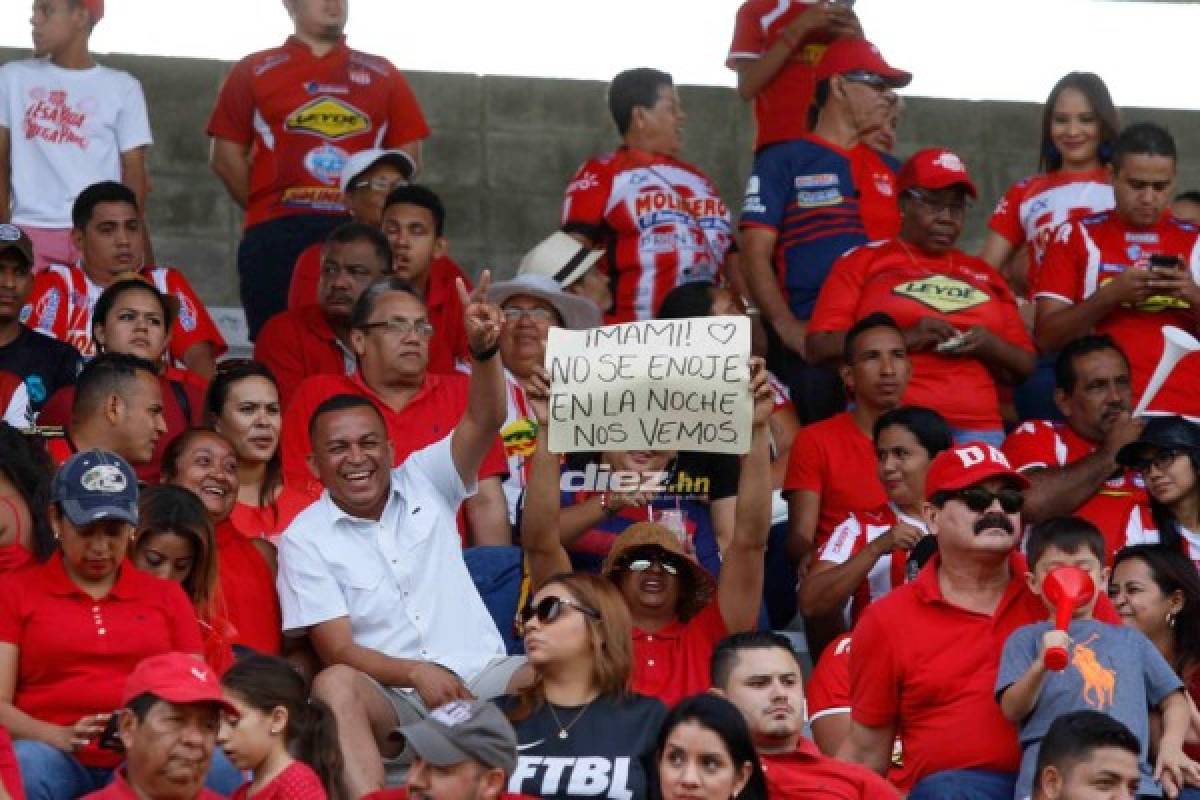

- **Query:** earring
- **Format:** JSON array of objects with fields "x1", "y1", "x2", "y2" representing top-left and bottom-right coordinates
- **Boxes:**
[{"x1": 1168, "y1": 611, "x2": 1178, "y2": 628}]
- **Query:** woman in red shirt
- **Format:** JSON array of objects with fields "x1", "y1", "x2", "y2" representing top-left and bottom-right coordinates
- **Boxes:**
[
  {"x1": 131, "y1": 484, "x2": 235, "y2": 675},
  {"x1": 206, "y1": 361, "x2": 310, "y2": 545},
  {"x1": 162, "y1": 428, "x2": 282, "y2": 657},
  {"x1": 807, "y1": 148, "x2": 1036, "y2": 446},
  {"x1": 0, "y1": 450, "x2": 203, "y2": 799},
  {"x1": 0, "y1": 423, "x2": 56, "y2": 574}
]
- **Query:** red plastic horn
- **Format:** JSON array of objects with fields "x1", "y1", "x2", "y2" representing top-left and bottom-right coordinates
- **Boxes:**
[{"x1": 1042, "y1": 566, "x2": 1095, "y2": 671}]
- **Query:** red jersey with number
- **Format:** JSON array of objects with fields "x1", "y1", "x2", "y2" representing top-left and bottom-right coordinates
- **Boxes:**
[
  {"x1": 206, "y1": 36, "x2": 429, "y2": 229},
  {"x1": 1002, "y1": 420, "x2": 1146, "y2": 560},
  {"x1": 819, "y1": 503, "x2": 928, "y2": 625},
  {"x1": 1035, "y1": 211, "x2": 1200, "y2": 414},
  {"x1": 22, "y1": 263, "x2": 226, "y2": 362},
  {"x1": 988, "y1": 168, "x2": 1113, "y2": 282},
  {"x1": 726, "y1": 0, "x2": 830, "y2": 150},
  {"x1": 561, "y1": 147, "x2": 733, "y2": 323},
  {"x1": 810, "y1": 239, "x2": 1032, "y2": 429}
]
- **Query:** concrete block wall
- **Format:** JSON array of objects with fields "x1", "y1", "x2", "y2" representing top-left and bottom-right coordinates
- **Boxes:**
[{"x1": 2, "y1": 47, "x2": 1199, "y2": 310}]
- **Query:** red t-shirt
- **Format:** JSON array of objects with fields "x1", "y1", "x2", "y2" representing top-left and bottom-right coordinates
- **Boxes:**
[
  {"x1": 561, "y1": 147, "x2": 732, "y2": 323},
  {"x1": 228, "y1": 487, "x2": 313, "y2": 543},
  {"x1": 783, "y1": 412, "x2": 884, "y2": 552},
  {"x1": 819, "y1": 503, "x2": 924, "y2": 624},
  {"x1": 726, "y1": 0, "x2": 830, "y2": 150},
  {"x1": 1002, "y1": 420, "x2": 1147, "y2": 560},
  {"x1": 989, "y1": 168, "x2": 1113, "y2": 281},
  {"x1": 216, "y1": 520, "x2": 281, "y2": 655},
  {"x1": 0, "y1": 554, "x2": 202, "y2": 768},
  {"x1": 280, "y1": 371, "x2": 508, "y2": 497},
  {"x1": 39, "y1": 371, "x2": 206, "y2": 484},
  {"x1": 0, "y1": 726, "x2": 23, "y2": 800},
  {"x1": 631, "y1": 599, "x2": 728, "y2": 709},
  {"x1": 417, "y1": 259, "x2": 472, "y2": 375},
  {"x1": 806, "y1": 632, "x2": 852, "y2": 722},
  {"x1": 810, "y1": 239, "x2": 1033, "y2": 429},
  {"x1": 23, "y1": 263, "x2": 226, "y2": 362},
  {"x1": 83, "y1": 769, "x2": 224, "y2": 800},
  {"x1": 254, "y1": 304, "x2": 354, "y2": 410},
  {"x1": 231, "y1": 761, "x2": 327, "y2": 800},
  {"x1": 206, "y1": 36, "x2": 429, "y2": 230},
  {"x1": 1035, "y1": 211, "x2": 1200, "y2": 414},
  {"x1": 760, "y1": 737, "x2": 900, "y2": 800}
]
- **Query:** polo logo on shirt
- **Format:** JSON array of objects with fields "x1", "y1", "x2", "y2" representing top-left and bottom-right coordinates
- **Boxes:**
[
  {"x1": 892, "y1": 275, "x2": 989, "y2": 314},
  {"x1": 1072, "y1": 634, "x2": 1115, "y2": 710},
  {"x1": 285, "y1": 97, "x2": 371, "y2": 140}
]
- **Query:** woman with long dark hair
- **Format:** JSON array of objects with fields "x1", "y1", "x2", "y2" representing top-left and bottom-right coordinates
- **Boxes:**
[
  {"x1": 0, "y1": 423, "x2": 55, "y2": 572},
  {"x1": 1115, "y1": 416, "x2": 1200, "y2": 566},
  {"x1": 656, "y1": 693, "x2": 767, "y2": 800}
]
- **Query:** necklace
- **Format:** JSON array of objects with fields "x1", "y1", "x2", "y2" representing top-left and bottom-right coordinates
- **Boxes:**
[
  {"x1": 546, "y1": 700, "x2": 594, "y2": 739},
  {"x1": 896, "y1": 238, "x2": 955, "y2": 274}
]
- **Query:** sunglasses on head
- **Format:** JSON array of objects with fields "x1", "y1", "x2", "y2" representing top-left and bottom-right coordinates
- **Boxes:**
[
  {"x1": 619, "y1": 551, "x2": 683, "y2": 576},
  {"x1": 518, "y1": 596, "x2": 599, "y2": 630},
  {"x1": 954, "y1": 486, "x2": 1024, "y2": 514}
]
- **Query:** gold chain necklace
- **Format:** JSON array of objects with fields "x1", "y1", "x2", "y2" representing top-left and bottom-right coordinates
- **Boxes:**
[{"x1": 546, "y1": 699, "x2": 595, "y2": 740}]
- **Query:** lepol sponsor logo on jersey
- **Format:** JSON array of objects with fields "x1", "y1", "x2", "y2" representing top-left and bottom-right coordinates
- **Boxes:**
[
  {"x1": 892, "y1": 275, "x2": 989, "y2": 314},
  {"x1": 285, "y1": 97, "x2": 371, "y2": 140},
  {"x1": 304, "y1": 144, "x2": 350, "y2": 186}
]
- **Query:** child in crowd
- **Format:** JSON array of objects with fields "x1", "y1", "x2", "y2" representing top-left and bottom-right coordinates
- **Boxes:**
[
  {"x1": 996, "y1": 517, "x2": 1199, "y2": 799},
  {"x1": 219, "y1": 654, "x2": 342, "y2": 800}
]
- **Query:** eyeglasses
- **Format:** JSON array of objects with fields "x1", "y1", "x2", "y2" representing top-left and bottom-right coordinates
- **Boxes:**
[
  {"x1": 518, "y1": 596, "x2": 600, "y2": 631},
  {"x1": 350, "y1": 176, "x2": 408, "y2": 193},
  {"x1": 953, "y1": 486, "x2": 1025, "y2": 514},
  {"x1": 1132, "y1": 450, "x2": 1183, "y2": 475},
  {"x1": 502, "y1": 308, "x2": 556, "y2": 324},
  {"x1": 619, "y1": 551, "x2": 683, "y2": 576},
  {"x1": 841, "y1": 70, "x2": 891, "y2": 91},
  {"x1": 906, "y1": 189, "x2": 970, "y2": 217},
  {"x1": 358, "y1": 318, "x2": 435, "y2": 339}
]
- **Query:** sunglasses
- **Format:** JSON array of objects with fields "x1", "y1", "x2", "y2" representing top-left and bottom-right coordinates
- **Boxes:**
[
  {"x1": 954, "y1": 486, "x2": 1024, "y2": 514},
  {"x1": 841, "y1": 70, "x2": 891, "y2": 91},
  {"x1": 619, "y1": 552, "x2": 683, "y2": 576},
  {"x1": 518, "y1": 596, "x2": 600, "y2": 630}
]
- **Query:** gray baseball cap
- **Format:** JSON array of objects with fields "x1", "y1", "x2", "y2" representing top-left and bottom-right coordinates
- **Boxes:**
[
  {"x1": 398, "y1": 700, "x2": 517, "y2": 774},
  {"x1": 51, "y1": 450, "x2": 138, "y2": 526}
]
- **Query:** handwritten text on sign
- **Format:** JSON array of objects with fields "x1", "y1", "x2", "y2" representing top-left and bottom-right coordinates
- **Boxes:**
[{"x1": 546, "y1": 317, "x2": 752, "y2": 454}]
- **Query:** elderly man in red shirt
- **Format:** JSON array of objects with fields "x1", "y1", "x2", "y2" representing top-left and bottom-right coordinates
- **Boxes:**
[
  {"x1": 840, "y1": 443, "x2": 1119, "y2": 799},
  {"x1": 711, "y1": 631, "x2": 898, "y2": 799}
]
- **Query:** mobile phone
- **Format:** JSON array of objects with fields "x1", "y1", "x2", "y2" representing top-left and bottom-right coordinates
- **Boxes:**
[
  {"x1": 98, "y1": 713, "x2": 123, "y2": 753},
  {"x1": 1149, "y1": 254, "x2": 1184, "y2": 270}
]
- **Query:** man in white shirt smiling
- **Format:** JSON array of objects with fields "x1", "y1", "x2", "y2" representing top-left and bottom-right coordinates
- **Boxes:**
[{"x1": 277, "y1": 271, "x2": 526, "y2": 798}]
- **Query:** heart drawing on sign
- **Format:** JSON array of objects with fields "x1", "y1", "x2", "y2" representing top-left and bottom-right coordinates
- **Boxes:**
[{"x1": 707, "y1": 322, "x2": 737, "y2": 346}]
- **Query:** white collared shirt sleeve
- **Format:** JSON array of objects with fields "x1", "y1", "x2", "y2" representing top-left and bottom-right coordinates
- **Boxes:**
[
  {"x1": 403, "y1": 432, "x2": 478, "y2": 508},
  {"x1": 277, "y1": 518, "x2": 349, "y2": 634}
]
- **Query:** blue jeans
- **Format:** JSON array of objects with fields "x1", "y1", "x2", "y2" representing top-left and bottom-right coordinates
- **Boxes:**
[
  {"x1": 16, "y1": 739, "x2": 244, "y2": 800},
  {"x1": 948, "y1": 427, "x2": 1006, "y2": 448},
  {"x1": 909, "y1": 769, "x2": 1016, "y2": 800}
]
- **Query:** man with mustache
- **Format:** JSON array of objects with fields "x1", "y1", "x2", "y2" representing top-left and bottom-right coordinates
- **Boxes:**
[
  {"x1": 840, "y1": 442, "x2": 1119, "y2": 799},
  {"x1": 255, "y1": 222, "x2": 393, "y2": 409},
  {"x1": 710, "y1": 631, "x2": 898, "y2": 799},
  {"x1": 1003, "y1": 335, "x2": 1147, "y2": 559}
]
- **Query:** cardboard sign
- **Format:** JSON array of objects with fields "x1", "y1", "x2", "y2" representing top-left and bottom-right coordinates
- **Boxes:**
[{"x1": 546, "y1": 317, "x2": 752, "y2": 454}]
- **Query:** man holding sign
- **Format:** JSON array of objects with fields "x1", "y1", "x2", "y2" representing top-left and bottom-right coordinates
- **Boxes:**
[{"x1": 520, "y1": 341, "x2": 775, "y2": 707}]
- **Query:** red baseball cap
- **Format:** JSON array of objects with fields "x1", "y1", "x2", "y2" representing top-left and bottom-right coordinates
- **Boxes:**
[
  {"x1": 121, "y1": 653, "x2": 237, "y2": 715},
  {"x1": 924, "y1": 443, "x2": 1030, "y2": 500},
  {"x1": 82, "y1": 0, "x2": 104, "y2": 21},
  {"x1": 898, "y1": 148, "x2": 978, "y2": 199},
  {"x1": 814, "y1": 38, "x2": 911, "y2": 88}
]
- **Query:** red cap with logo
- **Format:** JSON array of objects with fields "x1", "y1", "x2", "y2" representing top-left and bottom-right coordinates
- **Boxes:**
[
  {"x1": 121, "y1": 653, "x2": 237, "y2": 715},
  {"x1": 814, "y1": 38, "x2": 911, "y2": 88},
  {"x1": 82, "y1": 0, "x2": 104, "y2": 21},
  {"x1": 924, "y1": 442, "x2": 1030, "y2": 500},
  {"x1": 898, "y1": 148, "x2": 978, "y2": 199}
]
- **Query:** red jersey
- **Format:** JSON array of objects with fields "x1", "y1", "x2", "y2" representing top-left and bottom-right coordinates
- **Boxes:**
[
  {"x1": 280, "y1": 371, "x2": 508, "y2": 496},
  {"x1": 23, "y1": 263, "x2": 226, "y2": 362},
  {"x1": 84, "y1": 770, "x2": 224, "y2": 800},
  {"x1": 1002, "y1": 420, "x2": 1147, "y2": 560},
  {"x1": 207, "y1": 36, "x2": 429, "y2": 230},
  {"x1": 230, "y1": 761, "x2": 327, "y2": 800},
  {"x1": 631, "y1": 599, "x2": 728, "y2": 709},
  {"x1": 807, "y1": 632, "x2": 852, "y2": 722},
  {"x1": 1035, "y1": 211, "x2": 1200, "y2": 414},
  {"x1": 0, "y1": 726, "x2": 22, "y2": 800},
  {"x1": 562, "y1": 147, "x2": 732, "y2": 323},
  {"x1": 726, "y1": 0, "x2": 831, "y2": 150},
  {"x1": 810, "y1": 239, "x2": 1033, "y2": 429},
  {"x1": 229, "y1": 487, "x2": 313, "y2": 544},
  {"x1": 989, "y1": 168, "x2": 1113, "y2": 279},
  {"x1": 1120, "y1": 504, "x2": 1200, "y2": 572},
  {"x1": 255, "y1": 304, "x2": 355, "y2": 410},
  {"x1": 216, "y1": 521, "x2": 282, "y2": 655},
  {"x1": 819, "y1": 503, "x2": 928, "y2": 624},
  {"x1": 760, "y1": 738, "x2": 900, "y2": 800},
  {"x1": 784, "y1": 412, "x2": 884, "y2": 552}
]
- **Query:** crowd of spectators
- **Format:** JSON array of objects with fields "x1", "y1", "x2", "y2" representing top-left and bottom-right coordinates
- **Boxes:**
[{"x1": 1, "y1": 1, "x2": 1200, "y2": 799}]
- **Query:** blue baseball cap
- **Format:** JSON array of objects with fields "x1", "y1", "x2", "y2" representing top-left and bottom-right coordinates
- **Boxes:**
[{"x1": 52, "y1": 450, "x2": 138, "y2": 526}]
